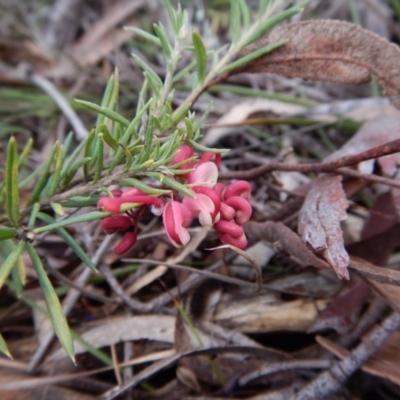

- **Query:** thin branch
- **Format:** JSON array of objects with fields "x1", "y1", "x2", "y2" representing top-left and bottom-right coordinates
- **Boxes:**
[
  {"x1": 294, "y1": 312, "x2": 400, "y2": 400},
  {"x1": 239, "y1": 359, "x2": 332, "y2": 386},
  {"x1": 219, "y1": 137, "x2": 400, "y2": 180},
  {"x1": 99, "y1": 263, "x2": 152, "y2": 313}
]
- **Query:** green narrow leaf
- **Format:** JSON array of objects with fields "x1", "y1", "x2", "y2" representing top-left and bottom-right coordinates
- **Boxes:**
[
  {"x1": 26, "y1": 243, "x2": 75, "y2": 362},
  {"x1": 230, "y1": 0, "x2": 241, "y2": 44},
  {"x1": 132, "y1": 54, "x2": 163, "y2": 92},
  {"x1": 178, "y1": 9, "x2": 188, "y2": 33},
  {"x1": 259, "y1": 0, "x2": 272, "y2": 15},
  {"x1": 107, "y1": 100, "x2": 153, "y2": 175},
  {"x1": 221, "y1": 39, "x2": 286, "y2": 73},
  {"x1": 0, "y1": 227, "x2": 17, "y2": 241},
  {"x1": 62, "y1": 132, "x2": 74, "y2": 159},
  {"x1": 18, "y1": 137, "x2": 34, "y2": 168},
  {"x1": 72, "y1": 331, "x2": 113, "y2": 365},
  {"x1": 63, "y1": 157, "x2": 92, "y2": 186},
  {"x1": 99, "y1": 124, "x2": 118, "y2": 150},
  {"x1": 108, "y1": 68, "x2": 120, "y2": 112},
  {"x1": 172, "y1": 102, "x2": 192, "y2": 126},
  {"x1": 125, "y1": 26, "x2": 161, "y2": 46},
  {"x1": 138, "y1": 116, "x2": 155, "y2": 164},
  {"x1": 75, "y1": 100, "x2": 129, "y2": 128},
  {"x1": 11, "y1": 253, "x2": 25, "y2": 298},
  {"x1": 119, "y1": 178, "x2": 170, "y2": 195},
  {"x1": 158, "y1": 129, "x2": 180, "y2": 159},
  {"x1": 60, "y1": 134, "x2": 87, "y2": 182},
  {"x1": 172, "y1": 59, "x2": 197, "y2": 83},
  {"x1": 84, "y1": 129, "x2": 97, "y2": 180},
  {"x1": 153, "y1": 23, "x2": 172, "y2": 59},
  {"x1": 0, "y1": 332, "x2": 12, "y2": 358},
  {"x1": 93, "y1": 134, "x2": 104, "y2": 183},
  {"x1": 28, "y1": 203, "x2": 41, "y2": 229},
  {"x1": 237, "y1": 0, "x2": 251, "y2": 30},
  {"x1": 60, "y1": 195, "x2": 100, "y2": 208},
  {"x1": 184, "y1": 116, "x2": 195, "y2": 140},
  {"x1": 0, "y1": 241, "x2": 25, "y2": 290},
  {"x1": 164, "y1": 0, "x2": 179, "y2": 34},
  {"x1": 33, "y1": 211, "x2": 110, "y2": 234},
  {"x1": 114, "y1": 121, "x2": 122, "y2": 142},
  {"x1": 27, "y1": 142, "x2": 59, "y2": 206},
  {"x1": 121, "y1": 145, "x2": 133, "y2": 172},
  {"x1": 192, "y1": 31, "x2": 207, "y2": 84},
  {"x1": 124, "y1": 98, "x2": 152, "y2": 143},
  {"x1": 47, "y1": 144, "x2": 64, "y2": 197},
  {"x1": 6, "y1": 136, "x2": 20, "y2": 227},
  {"x1": 144, "y1": 172, "x2": 195, "y2": 198},
  {"x1": 50, "y1": 202, "x2": 64, "y2": 217},
  {"x1": 188, "y1": 140, "x2": 229, "y2": 154},
  {"x1": 37, "y1": 213, "x2": 97, "y2": 272},
  {"x1": 242, "y1": 0, "x2": 309, "y2": 47}
]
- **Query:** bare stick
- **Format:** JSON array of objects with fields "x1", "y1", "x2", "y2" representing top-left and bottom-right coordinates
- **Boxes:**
[
  {"x1": 294, "y1": 312, "x2": 400, "y2": 400},
  {"x1": 219, "y1": 138, "x2": 400, "y2": 179}
]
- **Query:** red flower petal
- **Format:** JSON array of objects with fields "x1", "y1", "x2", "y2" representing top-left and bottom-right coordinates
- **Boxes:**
[
  {"x1": 101, "y1": 215, "x2": 132, "y2": 234},
  {"x1": 219, "y1": 233, "x2": 248, "y2": 249},
  {"x1": 224, "y1": 181, "x2": 252, "y2": 201},
  {"x1": 163, "y1": 201, "x2": 192, "y2": 247},
  {"x1": 114, "y1": 231, "x2": 137, "y2": 255},
  {"x1": 214, "y1": 220, "x2": 244, "y2": 238},
  {"x1": 225, "y1": 196, "x2": 252, "y2": 225}
]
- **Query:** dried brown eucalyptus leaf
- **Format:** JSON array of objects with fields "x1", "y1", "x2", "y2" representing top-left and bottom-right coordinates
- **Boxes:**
[
  {"x1": 298, "y1": 175, "x2": 350, "y2": 279},
  {"x1": 236, "y1": 20, "x2": 400, "y2": 109}
]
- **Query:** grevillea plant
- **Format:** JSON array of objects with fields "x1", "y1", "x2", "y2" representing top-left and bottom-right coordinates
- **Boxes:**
[
  {"x1": 98, "y1": 144, "x2": 252, "y2": 254},
  {"x1": 0, "y1": 0, "x2": 309, "y2": 360}
]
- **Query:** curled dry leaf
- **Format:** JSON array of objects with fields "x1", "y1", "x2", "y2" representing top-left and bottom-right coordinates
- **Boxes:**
[
  {"x1": 298, "y1": 175, "x2": 350, "y2": 279},
  {"x1": 235, "y1": 20, "x2": 400, "y2": 109}
]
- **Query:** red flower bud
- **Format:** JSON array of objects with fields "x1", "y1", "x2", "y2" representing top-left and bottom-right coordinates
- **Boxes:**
[{"x1": 114, "y1": 231, "x2": 137, "y2": 255}]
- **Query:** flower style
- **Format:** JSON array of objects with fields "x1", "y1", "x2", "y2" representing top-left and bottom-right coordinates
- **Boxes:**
[{"x1": 97, "y1": 145, "x2": 253, "y2": 254}]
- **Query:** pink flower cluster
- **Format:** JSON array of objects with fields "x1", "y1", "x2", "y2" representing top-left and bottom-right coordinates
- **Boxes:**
[{"x1": 97, "y1": 145, "x2": 252, "y2": 255}]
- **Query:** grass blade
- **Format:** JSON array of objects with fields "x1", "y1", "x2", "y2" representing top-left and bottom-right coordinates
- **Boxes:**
[{"x1": 26, "y1": 243, "x2": 75, "y2": 362}]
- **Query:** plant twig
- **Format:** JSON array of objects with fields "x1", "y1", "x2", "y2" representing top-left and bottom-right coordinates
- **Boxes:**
[
  {"x1": 219, "y1": 137, "x2": 400, "y2": 179},
  {"x1": 294, "y1": 312, "x2": 400, "y2": 400}
]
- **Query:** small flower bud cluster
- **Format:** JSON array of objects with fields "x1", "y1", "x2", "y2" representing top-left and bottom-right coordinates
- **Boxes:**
[{"x1": 97, "y1": 145, "x2": 252, "y2": 254}]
